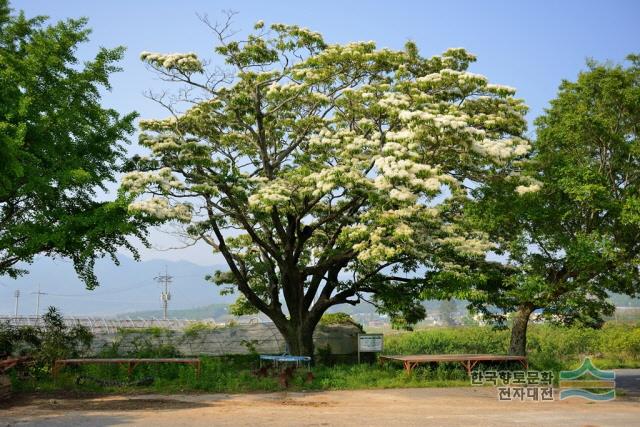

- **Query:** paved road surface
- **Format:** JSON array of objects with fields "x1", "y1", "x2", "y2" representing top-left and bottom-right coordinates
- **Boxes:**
[
  {"x1": 615, "y1": 369, "x2": 640, "y2": 397},
  {"x1": 2, "y1": 386, "x2": 639, "y2": 427}
]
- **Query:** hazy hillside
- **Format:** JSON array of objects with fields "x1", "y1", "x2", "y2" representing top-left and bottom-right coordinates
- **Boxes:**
[
  {"x1": 118, "y1": 303, "x2": 231, "y2": 320},
  {"x1": 609, "y1": 293, "x2": 640, "y2": 307},
  {"x1": 3, "y1": 255, "x2": 636, "y2": 318},
  {"x1": 0, "y1": 256, "x2": 233, "y2": 317}
]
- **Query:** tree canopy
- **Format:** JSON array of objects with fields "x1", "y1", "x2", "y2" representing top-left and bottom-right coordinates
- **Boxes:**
[
  {"x1": 429, "y1": 55, "x2": 640, "y2": 354},
  {"x1": 123, "y1": 18, "x2": 532, "y2": 354},
  {"x1": 0, "y1": 1, "x2": 152, "y2": 288}
]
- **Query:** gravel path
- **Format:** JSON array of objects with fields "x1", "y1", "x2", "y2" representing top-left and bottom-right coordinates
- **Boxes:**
[{"x1": 2, "y1": 386, "x2": 639, "y2": 427}]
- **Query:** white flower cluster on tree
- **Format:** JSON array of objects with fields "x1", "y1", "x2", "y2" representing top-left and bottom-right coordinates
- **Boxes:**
[
  {"x1": 121, "y1": 168, "x2": 183, "y2": 193},
  {"x1": 515, "y1": 183, "x2": 542, "y2": 195},
  {"x1": 140, "y1": 51, "x2": 203, "y2": 73},
  {"x1": 122, "y1": 168, "x2": 191, "y2": 221},
  {"x1": 128, "y1": 198, "x2": 191, "y2": 221},
  {"x1": 472, "y1": 137, "x2": 531, "y2": 161}
]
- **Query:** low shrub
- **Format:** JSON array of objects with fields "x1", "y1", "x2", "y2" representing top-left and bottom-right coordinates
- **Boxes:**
[
  {"x1": 0, "y1": 306, "x2": 93, "y2": 375},
  {"x1": 319, "y1": 312, "x2": 364, "y2": 331}
]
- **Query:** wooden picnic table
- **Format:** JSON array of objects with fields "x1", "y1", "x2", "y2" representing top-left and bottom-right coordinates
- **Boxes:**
[
  {"x1": 0, "y1": 356, "x2": 32, "y2": 373},
  {"x1": 379, "y1": 354, "x2": 528, "y2": 375},
  {"x1": 53, "y1": 358, "x2": 201, "y2": 378}
]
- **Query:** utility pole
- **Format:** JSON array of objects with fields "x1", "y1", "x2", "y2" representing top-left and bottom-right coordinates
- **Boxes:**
[
  {"x1": 31, "y1": 284, "x2": 46, "y2": 322},
  {"x1": 13, "y1": 290, "x2": 20, "y2": 319},
  {"x1": 154, "y1": 266, "x2": 173, "y2": 320}
]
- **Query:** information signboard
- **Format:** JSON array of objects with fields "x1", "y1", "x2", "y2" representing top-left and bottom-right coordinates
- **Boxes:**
[{"x1": 358, "y1": 333, "x2": 383, "y2": 363}]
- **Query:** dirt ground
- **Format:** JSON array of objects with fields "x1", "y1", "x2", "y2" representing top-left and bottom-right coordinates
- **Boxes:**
[{"x1": 1, "y1": 387, "x2": 639, "y2": 427}]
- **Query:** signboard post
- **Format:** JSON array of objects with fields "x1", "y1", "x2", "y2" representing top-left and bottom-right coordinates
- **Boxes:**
[{"x1": 357, "y1": 333, "x2": 383, "y2": 363}]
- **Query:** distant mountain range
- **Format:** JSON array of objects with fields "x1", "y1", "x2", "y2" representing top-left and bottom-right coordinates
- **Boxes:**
[
  {"x1": 2, "y1": 255, "x2": 637, "y2": 319},
  {"x1": 0, "y1": 255, "x2": 233, "y2": 317},
  {"x1": 117, "y1": 303, "x2": 231, "y2": 320},
  {"x1": 118, "y1": 301, "x2": 384, "y2": 321}
]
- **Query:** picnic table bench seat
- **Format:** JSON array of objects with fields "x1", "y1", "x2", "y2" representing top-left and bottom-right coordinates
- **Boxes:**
[
  {"x1": 0, "y1": 356, "x2": 32, "y2": 373},
  {"x1": 379, "y1": 354, "x2": 528, "y2": 374}
]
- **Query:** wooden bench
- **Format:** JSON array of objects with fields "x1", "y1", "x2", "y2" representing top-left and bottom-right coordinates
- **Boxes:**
[
  {"x1": 53, "y1": 358, "x2": 201, "y2": 378},
  {"x1": 0, "y1": 356, "x2": 32, "y2": 374},
  {"x1": 0, "y1": 357, "x2": 31, "y2": 401},
  {"x1": 379, "y1": 354, "x2": 528, "y2": 375}
]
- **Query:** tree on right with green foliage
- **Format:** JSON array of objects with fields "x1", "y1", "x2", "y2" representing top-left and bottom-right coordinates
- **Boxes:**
[{"x1": 429, "y1": 55, "x2": 640, "y2": 356}]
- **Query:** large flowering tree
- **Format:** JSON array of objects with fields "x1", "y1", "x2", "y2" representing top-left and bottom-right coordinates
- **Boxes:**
[{"x1": 122, "y1": 19, "x2": 530, "y2": 355}]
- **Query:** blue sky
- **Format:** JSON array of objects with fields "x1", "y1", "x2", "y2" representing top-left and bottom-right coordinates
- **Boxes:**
[{"x1": 11, "y1": 0, "x2": 640, "y2": 265}]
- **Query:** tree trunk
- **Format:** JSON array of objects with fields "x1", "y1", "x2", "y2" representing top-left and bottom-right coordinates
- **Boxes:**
[
  {"x1": 283, "y1": 323, "x2": 315, "y2": 357},
  {"x1": 269, "y1": 309, "x2": 322, "y2": 359},
  {"x1": 509, "y1": 304, "x2": 534, "y2": 356}
]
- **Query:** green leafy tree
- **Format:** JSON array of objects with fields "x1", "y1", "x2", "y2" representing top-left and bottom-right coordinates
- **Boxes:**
[
  {"x1": 0, "y1": 1, "x2": 153, "y2": 288},
  {"x1": 124, "y1": 16, "x2": 529, "y2": 355},
  {"x1": 432, "y1": 55, "x2": 640, "y2": 355}
]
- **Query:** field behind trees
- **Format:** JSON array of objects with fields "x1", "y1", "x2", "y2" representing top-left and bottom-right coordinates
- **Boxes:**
[{"x1": 383, "y1": 323, "x2": 640, "y2": 371}]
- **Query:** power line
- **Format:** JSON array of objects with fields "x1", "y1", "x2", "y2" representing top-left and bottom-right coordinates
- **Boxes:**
[
  {"x1": 43, "y1": 278, "x2": 155, "y2": 298},
  {"x1": 37, "y1": 295, "x2": 146, "y2": 304},
  {"x1": 171, "y1": 274, "x2": 208, "y2": 279}
]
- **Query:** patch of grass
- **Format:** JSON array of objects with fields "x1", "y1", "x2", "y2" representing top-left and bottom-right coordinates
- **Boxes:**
[
  {"x1": 116, "y1": 326, "x2": 173, "y2": 338},
  {"x1": 12, "y1": 355, "x2": 469, "y2": 394},
  {"x1": 182, "y1": 322, "x2": 219, "y2": 338},
  {"x1": 383, "y1": 323, "x2": 640, "y2": 372}
]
